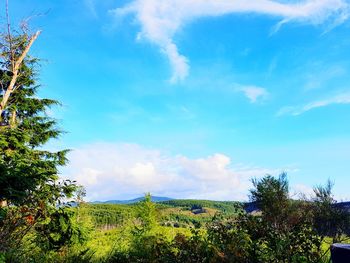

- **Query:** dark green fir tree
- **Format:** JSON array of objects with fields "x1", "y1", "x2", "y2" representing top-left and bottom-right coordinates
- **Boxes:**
[{"x1": 0, "y1": 17, "x2": 77, "y2": 252}]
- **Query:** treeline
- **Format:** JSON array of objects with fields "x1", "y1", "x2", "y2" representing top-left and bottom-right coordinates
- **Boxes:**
[
  {"x1": 82, "y1": 204, "x2": 134, "y2": 227},
  {"x1": 160, "y1": 199, "x2": 240, "y2": 214}
]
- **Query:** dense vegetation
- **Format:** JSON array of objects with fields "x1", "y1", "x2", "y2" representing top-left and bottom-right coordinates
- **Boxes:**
[
  {"x1": 160, "y1": 199, "x2": 240, "y2": 214},
  {"x1": 84, "y1": 199, "x2": 239, "y2": 230},
  {"x1": 83, "y1": 204, "x2": 134, "y2": 228},
  {"x1": 2, "y1": 177, "x2": 350, "y2": 262},
  {"x1": 0, "y1": 13, "x2": 79, "y2": 260}
]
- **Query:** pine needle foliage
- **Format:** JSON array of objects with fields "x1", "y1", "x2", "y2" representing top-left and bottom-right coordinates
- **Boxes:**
[{"x1": 0, "y1": 25, "x2": 76, "y2": 252}]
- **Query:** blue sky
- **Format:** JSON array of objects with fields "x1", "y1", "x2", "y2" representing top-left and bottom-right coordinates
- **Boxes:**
[{"x1": 6, "y1": 0, "x2": 350, "y2": 201}]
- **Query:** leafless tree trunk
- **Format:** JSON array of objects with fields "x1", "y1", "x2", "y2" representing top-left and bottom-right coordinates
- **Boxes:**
[
  {"x1": 0, "y1": 0, "x2": 41, "y2": 122},
  {"x1": 0, "y1": 31, "x2": 41, "y2": 119}
]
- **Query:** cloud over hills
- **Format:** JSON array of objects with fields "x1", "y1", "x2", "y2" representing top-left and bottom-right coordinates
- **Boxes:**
[{"x1": 64, "y1": 143, "x2": 280, "y2": 201}]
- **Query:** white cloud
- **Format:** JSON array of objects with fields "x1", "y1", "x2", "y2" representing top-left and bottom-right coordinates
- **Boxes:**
[
  {"x1": 112, "y1": 0, "x2": 349, "y2": 82},
  {"x1": 277, "y1": 92, "x2": 350, "y2": 116},
  {"x1": 63, "y1": 142, "x2": 280, "y2": 201},
  {"x1": 291, "y1": 183, "x2": 315, "y2": 199},
  {"x1": 291, "y1": 184, "x2": 350, "y2": 202},
  {"x1": 236, "y1": 85, "x2": 269, "y2": 103}
]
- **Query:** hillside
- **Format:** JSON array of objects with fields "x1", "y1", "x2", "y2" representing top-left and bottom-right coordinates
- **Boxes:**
[
  {"x1": 82, "y1": 198, "x2": 241, "y2": 229},
  {"x1": 159, "y1": 199, "x2": 241, "y2": 214}
]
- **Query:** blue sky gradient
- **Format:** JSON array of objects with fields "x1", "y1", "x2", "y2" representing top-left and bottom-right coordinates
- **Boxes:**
[{"x1": 6, "y1": 0, "x2": 350, "y2": 201}]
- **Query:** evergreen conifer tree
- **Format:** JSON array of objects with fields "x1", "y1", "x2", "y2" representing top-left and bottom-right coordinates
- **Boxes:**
[{"x1": 0, "y1": 13, "x2": 76, "y2": 252}]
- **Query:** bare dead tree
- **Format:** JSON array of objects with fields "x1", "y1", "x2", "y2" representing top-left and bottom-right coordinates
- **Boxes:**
[{"x1": 0, "y1": 0, "x2": 41, "y2": 124}]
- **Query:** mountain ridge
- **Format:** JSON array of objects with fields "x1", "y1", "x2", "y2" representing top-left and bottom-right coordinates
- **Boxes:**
[{"x1": 91, "y1": 196, "x2": 173, "y2": 204}]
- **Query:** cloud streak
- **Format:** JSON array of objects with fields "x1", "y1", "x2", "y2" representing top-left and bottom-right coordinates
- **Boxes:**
[
  {"x1": 235, "y1": 85, "x2": 269, "y2": 103},
  {"x1": 277, "y1": 92, "x2": 350, "y2": 116},
  {"x1": 63, "y1": 142, "x2": 280, "y2": 201},
  {"x1": 112, "y1": 0, "x2": 349, "y2": 82},
  {"x1": 304, "y1": 65, "x2": 346, "y2": 90}
]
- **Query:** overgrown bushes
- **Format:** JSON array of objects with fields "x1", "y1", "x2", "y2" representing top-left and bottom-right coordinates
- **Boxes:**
[{"x1": 105, "y1": 174, "x2": 349, "y2": 263}]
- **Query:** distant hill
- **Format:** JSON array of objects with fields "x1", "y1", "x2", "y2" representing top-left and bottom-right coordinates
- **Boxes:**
[
  {"x1": 91, "y1": 196, "x2": 173, "y2": 204},
  {"x1": 85, "y1": 198, "x2": 241, "y2": 228},
  {"x1": 333, "y1": 201, "x2": 350, "y2": 212},
  {"x1": 244, "y1": 201, "x2": 259, "y2": 213},
  {"x1": 243, "y1": 201, "x2": 350, "y2": 214}
]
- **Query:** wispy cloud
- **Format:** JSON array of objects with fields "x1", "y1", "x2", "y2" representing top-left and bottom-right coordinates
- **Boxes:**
[
  {"x1": 235, "y1": 85, "x2": 269, "y2": 103},
  {"x1": 166, "y1": 104, "x2": 196, "y2": 120},
  {"x1": 112, "y1": 0, "x2": 349, "y2": 82},
  {"x1": 304, "y1": 65, "x2": 346, "y2": 90},
  {"x1": 63, "y1": 142, "x2": 280, "y2": 201},
  {"x1": 84, "y1": 0, "x2": 98, "y2": 18},
  {"x1": 277, "y1": 92, "x2": 350, "y2": 116}
]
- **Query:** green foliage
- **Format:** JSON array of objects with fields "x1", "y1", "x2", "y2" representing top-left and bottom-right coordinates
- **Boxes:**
[
  {"x1": 0, "y1": 34, "x2": 67, "y2": 204},
  {"x1": 34, "y1": 208, "x2": 85, "y2": 250},
  {"x1": 250, "y1": 172, "x2": 290, "y2": 226},
  {"x1": 161, "y1": 199, "x2": 240, "y2": 214},
  {"x1": 0, "y1": 25, "x2": 77, "y2": 254},
  {"x1": 134, "y1": 193, "x2": 158, "y2": 233},
  {"x1": 105, "y1": 176, "x2": 329, "y2": 263},
  {"x1": 2, "y1": 206, "x2": 93, "y2": 263},
  {"x1": 245, "y1": 173, "x2": 324, "y2": 262},
  {"x1": 81, "y1": 204, "x2": 134, "y2": 227},
  {"x1": 4, "y1": 180, "x2": 346, "y2": 262},
  {"x1": 312, "y1": 180, "x2": 350, "y2": 243}
]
